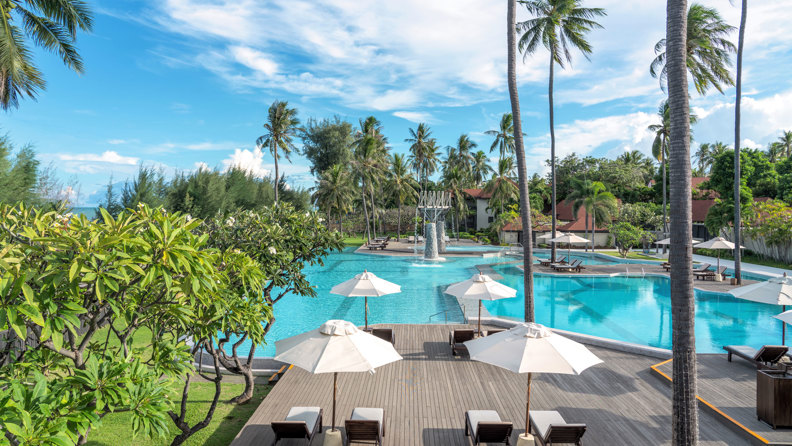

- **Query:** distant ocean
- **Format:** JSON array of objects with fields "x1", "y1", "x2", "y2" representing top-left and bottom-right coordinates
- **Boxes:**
[{"x1": 70, "y1": 207, "x2": 98, "y2": 220}]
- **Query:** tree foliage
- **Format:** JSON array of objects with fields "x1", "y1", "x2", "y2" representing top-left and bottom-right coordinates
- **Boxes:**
[{"x1": 609, "y1": 221, "x2": 654, "y2": 257}]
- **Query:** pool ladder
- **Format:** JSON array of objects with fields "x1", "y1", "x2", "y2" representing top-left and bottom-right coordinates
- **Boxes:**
[{"x1": 428, "y1": 304, "x2": 467, "y2": 324}]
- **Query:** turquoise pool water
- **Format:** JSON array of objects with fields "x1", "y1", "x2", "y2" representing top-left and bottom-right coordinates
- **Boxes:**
[
  {"x1": 484, "y1": 265, "x2": 783, "y2": 353},
  {"x1": 229, "y1": 248, "x2": 780, "y2": 357}
]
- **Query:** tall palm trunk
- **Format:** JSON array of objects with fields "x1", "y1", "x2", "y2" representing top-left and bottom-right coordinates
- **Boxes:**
[
  {"x1": 397, "y1": 200, "x2": 402, "y2": 241},
  {"x1": 273, "y1": 142, "x2": 280, "y2": 204},
  {"x1": 662, "y1": 135, "x2": 668, "y2": 255},
  {"x1": 584, "y1": 209, "x2": 590, "y2": 252},
  {"x1": 592, "y1": 211, "x2": 596, "y2": 251},
  {"x1": 667, "y1": 0, "x2": 698, "y2": 443},
  {"x1": 549, "y1": 48, "x2": 558, "y2": 263},
  {"x1": 508, "y1": 0, "x2": 535, "y2": 324},
  {"x1": 361, "y1": 184, "x2": 371, "y2": 243},
  {"x1": 733, "y1": 0, "x2": 747, "y2": 284},
  {"x1": 369, "y1": 186, "x2": 378, "y2": 239}
]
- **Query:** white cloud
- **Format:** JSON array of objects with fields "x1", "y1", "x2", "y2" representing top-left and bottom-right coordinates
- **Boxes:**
[
  {"x1": 107, "y1": 139, "x2": 129, "y2": 145},
  {"x1": 59, "y1": 151, "x2": 139, "y2": 165},
  {"x1": 194, "y1": 161, "x2": 210, "y2": 171},
  {"x1": 393, "y1": 111, "x2": 434, "y2": 123},
  {"x1": 221, "y1": 147, "x2": 271, "y2": 178},
  {"x1": 230, "y1": 46, "x2": 278, "y2": 76},
  {"x1": 145, "y1": 141, "x2": 242, "y2": 154}
]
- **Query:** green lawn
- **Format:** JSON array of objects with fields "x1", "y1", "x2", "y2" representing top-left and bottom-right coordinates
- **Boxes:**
[
  {"x1": 86, "y1": 381, "x2": 271, "y2": 446},
  {"x1": 596, "y1": 250, "x2": 661, "y2": 261},
  {"x1": 694, "y1": 249, "x2": 792, "y2": 270},
  {"x1": 343, "y1": 235, "x2": 366, "y2": 246}
]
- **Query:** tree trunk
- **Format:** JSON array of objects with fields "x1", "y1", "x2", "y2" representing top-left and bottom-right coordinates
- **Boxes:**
[
  {"x1": 370, "y1": 186, "x2": 378, "y2": 240},
  {"x1": 733, "y1": 0, "x2": 747, "y2": 285},
  {"x1": 592, "y1": 212, "x2": 596, "y2": 251},
  {"x1": 667, "y1": 0, "x2": 699, "y2": 443},
  {"x1": 549, "y1": 47, "x2": 557, "y2": 263},
  {"x1": 662, "y1": 135, "x2": 668, "y2": 255},
  {"x1": 507, "y1": 0, "x2": 535, "y2": 323},
  {"x1": 397, "y1": 200, "x2": 402, "y2": 241},
  {"x1": 273, "y1": 145, "x2": 280, "y2": 204},
  {"x1": 361, "y1": 184, "x2": 371, "y2": 243},
  {"x1": 584, "y1": 209, "x2": 589, "y2": 252}
]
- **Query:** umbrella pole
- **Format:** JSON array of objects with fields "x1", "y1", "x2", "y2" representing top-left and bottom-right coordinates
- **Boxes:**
[
  {"x1": 332, "y1": 372, "x2": 338, "y2": 431},
  {"x1": 365, "y1": 296, "x2": 369, "y2": 330},
  {"x1": 784, "y1": 305, "x2": 787, "y2": 346},
  {"x1": 478, "y1": 300, "x2": 482, "y2": 336},
  {"x1": 525, "y1": 372, "x2": 533, "y2": 438}
]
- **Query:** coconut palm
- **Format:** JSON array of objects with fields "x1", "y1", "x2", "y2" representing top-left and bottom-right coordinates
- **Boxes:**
[
  {"x1": 617, "y1": 150, "x2": 656, "y2": 184},
  {"x1": 508, "y1": 0, "x2": 536, "y2": 325},
  {"x1": 651, "y1": 3, "x2": 736, "y2": 96},
  {"x1": 694, "y1": 141, "x2": 729, "y2": 174},
  {"x1": 485, "y1": 113, "x2": 516, "y2": 162},
  {"x1": 471, "y1": 151, "x2": 493, "y2": 187},
  {"x1": 767, "y1": 142, "x2": 785, "y2": 163},
  {"x1": 354, "y1": 116, "x2": 389, "y2": 238},
  {"x1": 389, "y1": 153, "x2": 419, "y2": 240},
  {"x1": 484, "y1": 157, "x2": 518, "y2": 215},
  {"x1": 443, "y1": 165, "x2": 469, "y2": 239},
  {"x1": 518, "y1": 0, "x2": 606, "y2": 262},
  {"x1": 0, "y1": 0, "x2": 93, "y2": 110},
  {"x1": 666, "y1": 0, "x2": 698, "y2": 442},
  {"x1": 312, "y1": 164, "x2": 355, "y2": 232},
  {"x1": 649, "y1": 100, "x2": 671, "y2": 240},
  {"x1": 732, "y1": 0, "x2": 747, "y2": 284},
  {"x1": 256, "y1": 101, "x2": 301, "y2": 204},
  {"x1": 566, "y1": 179, "x2": 617, "y2": 252},
  {"x1": 406, "y1": 123, "x2": 438, "y2": 193},
  {"x1": 455, "y1": 134, "x2": 477, "y2": 175},
  {"x1": 778, "y1": 131, "x2": 792, "y2": 158}
]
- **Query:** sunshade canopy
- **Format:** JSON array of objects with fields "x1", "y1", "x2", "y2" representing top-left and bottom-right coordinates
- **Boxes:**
[
  {"x1": 729, "y1": 276, "x2": 792, "y2": 305},
  {"x1": 463, "y1": 323, "x2": 602, "y2": 375},
  {"x1": 774, "y1": 309, "x2": 792, "y2": 326},
  {"x1": 444, "y1": 273, "x2": 517, "y2": 301},
  {"x1": 330, "y1": 270, "x2": 401, "y2": 297},
  {"x1": 274, "y1": 320, "x2": 402, "y2": 374},
  {"x1": 694, "y1": 236, "x2": 744, "y2": 250},
  {"x1": 654, "y1": 238, "x2": 671, "y2": 245},
  {"x1": 550, "y1": 233, "x2": 590, "y2": 244}
]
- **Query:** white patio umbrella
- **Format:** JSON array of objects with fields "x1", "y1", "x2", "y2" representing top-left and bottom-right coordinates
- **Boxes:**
[
  {"x1": 444, "y1": 273, "x2": 517, "y2": 335},
  {"x1": 654, "y1": 237, "x2": 672, "y2": 245},
  {"x1": 550, "y1": 233, "x2": 590, "y2": 261},
  {"x1": 274, "y1": 320, "x2": 402, "y2": 431},
  {"x1": 693, "y1": 236, "x2": 744, "y2": 271},
  {"x1": 731, "y1": 274, "x2": 792, "y2": 344},
  {"x1": 464, "y1": 323, "x2": 602, "y2": 442},
  {"x1": 330, "y1": 270, "x2": 401, "y2": 330}
]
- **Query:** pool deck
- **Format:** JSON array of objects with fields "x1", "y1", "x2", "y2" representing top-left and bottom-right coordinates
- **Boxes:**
[{"x1": 230, "y1": 323, "x2": 764, "y2": 446}]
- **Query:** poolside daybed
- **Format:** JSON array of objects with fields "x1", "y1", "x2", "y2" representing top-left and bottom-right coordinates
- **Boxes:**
[
  {"x1": 695, "y1": 265, "x2": 727, "y2": 281},
  {"x1": 530, "y1": 410, "x2": 586, "y2": 446},
  {"x1": 464, "y1": 410, "x2": 513, "y2": 445}
]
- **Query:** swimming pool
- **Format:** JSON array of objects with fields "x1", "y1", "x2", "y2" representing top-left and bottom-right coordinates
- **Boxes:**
[
  {"x1": 483, "y1": 265, "x2": 783, "y2": 353},
  {"x1": 412, "y1": 244, "x2": 505, "y2": 252},
  {"x1": 228, "y1": 248, "x2": 780, "y2": 357}
]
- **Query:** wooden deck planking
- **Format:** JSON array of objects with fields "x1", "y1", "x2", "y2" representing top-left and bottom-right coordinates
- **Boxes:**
[{"x1": 232, "y1": 324, "x2": 755, "y2": 445}]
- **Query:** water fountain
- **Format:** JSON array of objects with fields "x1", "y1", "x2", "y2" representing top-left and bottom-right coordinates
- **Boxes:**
[{"x1": 417, "y1": 191, "x2": 451, "y2": 262}]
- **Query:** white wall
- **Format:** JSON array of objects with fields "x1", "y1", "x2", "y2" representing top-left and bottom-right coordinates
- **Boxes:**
[{"x1": 476, "y1": 198, "x2": 494, "y2": 230}]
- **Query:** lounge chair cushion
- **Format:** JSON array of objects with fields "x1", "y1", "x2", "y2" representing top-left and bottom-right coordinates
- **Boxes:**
[
  {"x1": 351, "y1": 407, "x2": 384, "y2": 434},
  {"x1": 466, "y1": 410, "x2": 501, "y2": 437},
  {"x1": 530, "y1": 410, "x2": 566, "y2": 439},
  {"x1": 285, "y1": 406, "x2": 321, "y2": 430}
]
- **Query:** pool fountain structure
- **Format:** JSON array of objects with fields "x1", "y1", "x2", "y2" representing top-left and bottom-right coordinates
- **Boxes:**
[{"x1": 416, "y1": 191, "x2": 452, "y2": 261}]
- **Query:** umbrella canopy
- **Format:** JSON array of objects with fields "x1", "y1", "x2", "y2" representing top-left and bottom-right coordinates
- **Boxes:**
[
  {"x1": 536, "y1": 233, "x2": 554, "y2": 241},
  {"x1": 330, "y1": 270, "x2": 401, "y2": 329},
  {"x1": 444, "y1": 274, "x2": 517, "y2": 334},
  {"x1": 774, "y1": 309, "x2": 792, "y2": 326},
  {"x1": 464, "y1": 323, "x2": 602, "y2": 441},
  {"x1": 274, "y1": 320, "x2": 402, "y2": 430},
  {"x1": 550, "y1": 233, "x2": 590, "y2": 261},
  {"x1": 654, "y1": 237, "x2": 672, "y2": 245},
  {"x1": 693, "y1": 237, "x2": 745, "y2": 271},
  {"x1": 731, "y1": 275, "x2": 792, "y2": 344}
]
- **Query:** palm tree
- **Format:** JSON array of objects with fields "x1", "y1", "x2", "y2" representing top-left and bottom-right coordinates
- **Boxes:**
[
  {"x1": 518, "y1": 0, "x2": 606, "y2": 262},
  {"x1": 778, "y1": 131, "x2": 792, "y2": 158},
  {"x1": 667, "y1": 0, "x2": 698, "y2": 442},
  {"x1": 566, "y1": 179, "x2": 617, "y2": 252},
  {"x1": 651, "y1": 3, "x2": 736, "y2": 96},
  {"x1": 485, "y1": 113, "x2": 516, "y2": 162},
  {"x1": 618, "y1": 150, "x2": 656, "y2": 184},
  {"x1": 443, "y1": 165, "x2": 469, "y2": 240},
  {"x1": 406, "y1": 123, "x2": 436, "y2": 193},
  {"x1": 256, "y1": 101, "x2": 301, "y2": 204},
  {"x1": 471, "y1": 151, "x2": 493, "y2": 187},
  {"x1": 312, "y1": 164, "x2": 354, "y2": 232},
  {"x1": 732, "y1": 0, "x2": 748, "y2": 285},
  {"x1": 767, "y1": 142, "x2": 785, "y2": 163},
  {"x1": 694, "y1": 141, "x2": 729, "y2": 174},
  {"x1": 354, "y1": 116, "x2": 389, "y2": 238},
  {"x1": 389, "y1": 154, "x2": 419, "y2": 241},
  {"x1": 485, "y1": 157, "x2": 518, "y2": 216},
  {"x1": 0, "y1": 0, "x2": 92, "y2": 110},
  {"x1": 649, "y1": 100, "x2": 670, "y2": 242},
  {"x1": 455, "y1": 134, "x2": 477, "y2": 176}
]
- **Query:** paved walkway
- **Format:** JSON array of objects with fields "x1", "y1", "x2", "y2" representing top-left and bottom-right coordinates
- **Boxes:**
[{"x1": 231, "y1": 324, "x2": 755, "y2": 446}]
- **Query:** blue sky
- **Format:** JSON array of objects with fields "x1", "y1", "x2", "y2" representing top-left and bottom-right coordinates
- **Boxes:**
[{"x1": 3, "y1": 0, "x2": 792, "y2": 205}]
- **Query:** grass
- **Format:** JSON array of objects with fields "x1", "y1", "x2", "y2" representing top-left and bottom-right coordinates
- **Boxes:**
[
  {"x1": 85, "y1": 381, "x2": 271, "y2": 446},
  {"x1": 694, "y1": 249, "x2": 792, "y2": 270},
  {"x1": 596, "y1": 250, "x2": 661, "y2": 261},
  {"x1": 343, "y1": 235, "x2": 366, "y2": 246}
]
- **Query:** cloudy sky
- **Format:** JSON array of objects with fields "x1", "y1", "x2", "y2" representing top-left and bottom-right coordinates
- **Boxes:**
[{"x1": 3, "y1": 0, "x2": 792, "y2": 205}]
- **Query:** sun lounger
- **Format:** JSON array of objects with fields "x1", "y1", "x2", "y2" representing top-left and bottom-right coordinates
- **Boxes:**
[
  {"x1": 529, "y1": 410, "x2": 586, "y2": 446},
  {"x1": 464, "y1": 410, "x2": 513, "y2": 445},
  {"x1": 540, "y1": 256, "x2": 566, "y2": 267},
  {"x1": 723, "y1": 345, "x2": 789, "y2": 368},
  {"x1": 371, "y1": 328, "x2": 395, "y2": 345},
  {"x1": 449, "y1": 329, "x2": 475, "y2": 356},
  {"x1": 345, "y1": 407, "x2": 384, "y2": 445},
  {"x1": 693, "y1": 263, "x2": 711, "y2": 272},
  {"x1": 694, "y1": 265, "x2": 726, "y2": 281},
  {"x1": 271, "y1": 406, "x2": 323, "y2": 445},
  {"x1": 552, "y1": 259, "x2": 582, "y2": 272}
]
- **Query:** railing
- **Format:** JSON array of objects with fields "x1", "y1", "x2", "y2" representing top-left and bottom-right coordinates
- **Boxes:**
[{"x1": 428, "y1": 304, "x2": 466, "y2": 324}]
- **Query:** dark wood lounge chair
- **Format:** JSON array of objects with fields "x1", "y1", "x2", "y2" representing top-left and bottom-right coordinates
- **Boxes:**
[
  {"x1": 723, "y1": 345, "x2": 789, "y2": 368},
  {"x1": 539, "y1": 256, "x2": 566, "y2": 267},
  {"x1": 271, "y1": 406, "x2": 323, "y2": 445},
  {"x1": 371, "y1": 328, "x2": 395, "y2": 345},
  {"x1": 694, "y1": 265, "x2": 726, "y2": 281},
  {"x1": 449, "y1": 329, "x2": 476, "y2": 356},
  {"x1": 464, "y1": 410, "x2": 513, "y2": 445},
  {"x1": 553, "y1": 259, "x2": 583, "y2": 272},
  {"x1": 529, "y1": 410, "x2": 586, "y2": 446},
  {"x1": 344, "y1": 407, "x2": 384, "y2": 445}
]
